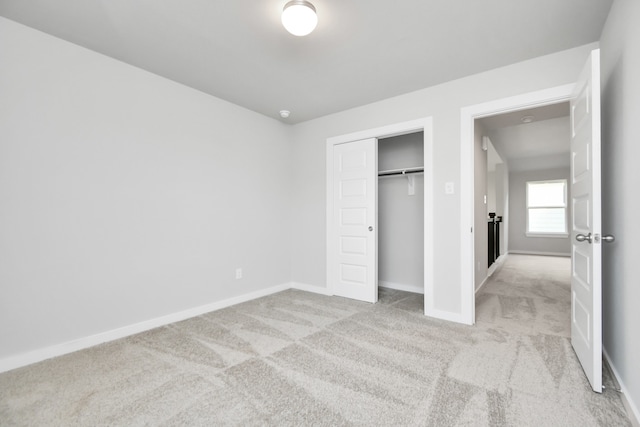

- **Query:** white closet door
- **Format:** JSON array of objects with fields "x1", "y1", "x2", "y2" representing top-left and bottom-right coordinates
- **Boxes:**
[{"x1": 331, "y1": 138, "x2": 377, "y2": 303}]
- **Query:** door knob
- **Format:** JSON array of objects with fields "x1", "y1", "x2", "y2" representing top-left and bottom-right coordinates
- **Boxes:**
[
  {"x1": 602, "y1": 235, "x2": 615, "y2": 243},
  {"x1": 576, "y1": 233, "x2": 592, "y2": 243},
  {"x1": 368, "y1": 226, "x2": 373, "y2": 232}
]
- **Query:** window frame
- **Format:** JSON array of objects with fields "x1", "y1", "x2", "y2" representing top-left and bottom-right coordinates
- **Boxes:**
[{"x1": 525, "y1": 179, "x2": 569, "y2": 238}]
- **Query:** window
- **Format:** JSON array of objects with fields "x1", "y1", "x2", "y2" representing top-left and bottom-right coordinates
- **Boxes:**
[{"x1": 526, "y1": 179, "x2": 568, "y2": 236}]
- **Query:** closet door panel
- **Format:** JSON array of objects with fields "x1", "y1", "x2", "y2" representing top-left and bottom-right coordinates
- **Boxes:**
[{"x1": 331, "y1": 138, "x2": 377, "y2": 303}]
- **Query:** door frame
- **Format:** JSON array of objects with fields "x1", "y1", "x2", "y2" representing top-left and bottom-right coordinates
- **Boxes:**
[
  {"x1": 326, "y1": 118, "x2": 434, "y2": 315},
  {"x1": 459, "y1": 84, "x2": 575, "y2": 324}
]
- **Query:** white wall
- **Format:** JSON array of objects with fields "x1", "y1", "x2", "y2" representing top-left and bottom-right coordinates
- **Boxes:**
[
  {"x1": 378, "y1": 133, "x2": 424, "y2": 292},
  {"x1": 495, "y1": 163, "x2": 509, "y2": 254},
  {"x1": 474, "y1": 121, "x2": 488, "y2": 289},
  {"x1": 600, "y1": 0, "x2": 640, "y2": 418},
  {"x1": 487, "y1": 172, "x2": 496, "y2": 214},
  {"x1": 0, "y1": 18, "x2": 292, "y2": 361},
  {"x1": 290, "y1": 43, "x2": 597, "y2": 317},
  {"x1": 508, "y1": 168, "x2": 571, "y2": 256}
]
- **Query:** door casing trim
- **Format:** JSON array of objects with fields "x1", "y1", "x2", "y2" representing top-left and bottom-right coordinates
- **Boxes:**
[
  {"x1": 459, "y1": 84, "x2": 575, "y2": 325},
  {"x1": 326, "y1": 118, "x2": 434, "y2": 316}
]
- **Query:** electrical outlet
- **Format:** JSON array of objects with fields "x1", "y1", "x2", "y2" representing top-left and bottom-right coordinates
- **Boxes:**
[{"x1": 235, "y1": 268, "x2": 242, "y2": 279}]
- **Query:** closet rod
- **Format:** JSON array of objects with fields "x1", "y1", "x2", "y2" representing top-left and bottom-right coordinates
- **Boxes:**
[{"x1": 378, "y1": 166, "x2": 424, "y2": 177}]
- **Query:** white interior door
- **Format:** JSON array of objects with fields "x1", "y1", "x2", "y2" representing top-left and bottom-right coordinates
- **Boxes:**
[
  {"x1": 570, "y1": 49, "x2": 602, "y2": 393},
  {"x1": 331, "y1": 138, "x2": 377, "y2": 303}
]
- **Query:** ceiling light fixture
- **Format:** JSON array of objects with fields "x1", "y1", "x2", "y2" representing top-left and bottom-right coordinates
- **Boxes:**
[
  {"x1": 521, "y1": 115, "x2": 535, "y2": 123},
  {"x1": 279, "y1": 110, "x2": 291, "y2": 118},
  {"x1": 282, "y1": 0, "x2": 318, "y2": 36}
]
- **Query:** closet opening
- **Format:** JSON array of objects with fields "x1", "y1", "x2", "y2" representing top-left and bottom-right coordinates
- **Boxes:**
[
  {"x1": 378, "y1": 132, "x2": 425, "y2": 297},
  {"x1": 326, "y1": 117, "x2": 433, "y2": 316}
]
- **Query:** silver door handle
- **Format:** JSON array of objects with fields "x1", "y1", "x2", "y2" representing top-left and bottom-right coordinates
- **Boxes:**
[
  {"x1": 602, "y1": 235, "x2": 615, "y2": 243},
  {"x1": 368, "y1": 226, "x2": 373, "y2": 231},
  {"x1": 576, "y1": 233, "x2": 592, "y2": 243}
]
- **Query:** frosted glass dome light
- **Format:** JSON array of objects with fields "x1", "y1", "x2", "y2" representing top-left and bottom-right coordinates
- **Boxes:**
[{"x1": 282, "y1": 1, "x2": 318, "y2": 36}]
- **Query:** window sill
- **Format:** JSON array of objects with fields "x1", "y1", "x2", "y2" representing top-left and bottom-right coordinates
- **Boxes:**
[{"x1": 525, "y1": 232, "x2": 569, "y2": 239}]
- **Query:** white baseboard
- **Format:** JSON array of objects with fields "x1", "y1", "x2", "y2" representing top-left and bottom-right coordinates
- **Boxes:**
[
  {"x1": 488, "y1": 254, "x2": 507, "y2": 278},
  {"x1": 425, "y1": 307, "x2": 470, "y2": 325},
  {"x1": 476, "y1": 254, "x2": 506, "y2": 293},
  {"x1": 0, "y1": 280, "x2": 468, "y2": 374},
  {"x1": 508, "y1": 250, "x2": 571, "y2": 257},
  {"x1": 290, "y1": 281, "x2": 333, "y2": 296},
  {"x1": 475, "y1": 275, "x2": 490, "y2": 293},
  {"x1": 488, "y1": 263, "x2": 497, "y2": 277},
  {"x1": 0, "y1": 283, "x2": 290, "y2": 374},
  {"x1": 603, "y1": 348, "x2": 640, "y2": 426},
  {"x1": 378, "y1": 280, "x2": 424, "y2": 294}
]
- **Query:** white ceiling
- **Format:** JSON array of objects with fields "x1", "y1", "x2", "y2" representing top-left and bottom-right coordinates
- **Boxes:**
[
  {"x1": 479, "y1": 103, "x2": 571, "y2": 172},
  {"x1": 0, "y1": 0, "x2": 612, "y2": 123},
  {"x1": 480, "y1": 102, "x2": 570, "y2": 131}
]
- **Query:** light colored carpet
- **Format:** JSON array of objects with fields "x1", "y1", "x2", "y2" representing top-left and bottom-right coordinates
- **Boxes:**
[{"x1": 0, "y1": 255, "x2": 632, "y2": 426}]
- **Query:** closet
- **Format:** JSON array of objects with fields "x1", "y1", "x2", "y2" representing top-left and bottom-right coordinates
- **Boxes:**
[{"x1": 377, "y1": 132, "x2": 425, "y2": 294}]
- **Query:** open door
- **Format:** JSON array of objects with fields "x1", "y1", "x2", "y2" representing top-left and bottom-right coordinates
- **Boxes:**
[
  {"x1": 330, "y1": 138, "x2": 377, "y2": 303},
  {"x1": 570, "y1": 49, "x2": 602, "y2": 393}
]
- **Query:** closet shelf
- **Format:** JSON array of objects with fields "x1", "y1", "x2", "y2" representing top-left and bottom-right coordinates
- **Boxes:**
[{"x1": 378, "y1": 166, "x2": 424, "y2": 177}]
